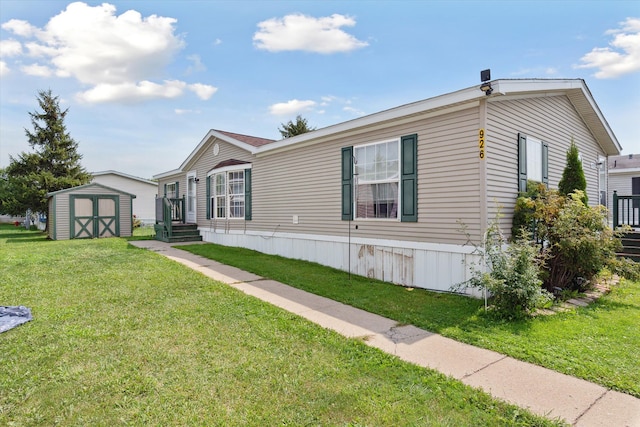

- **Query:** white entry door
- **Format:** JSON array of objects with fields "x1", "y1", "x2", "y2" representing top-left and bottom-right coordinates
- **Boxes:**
[{"x1": 186, "y1": 174, "x2": 197, "y2": 223}]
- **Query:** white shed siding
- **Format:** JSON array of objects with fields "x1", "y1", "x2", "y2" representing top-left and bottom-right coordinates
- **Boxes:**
[
  {"x1": 92, "y1": 174, "x2": 157, "y2": 225},
  {"x1": 486, "y1": 94, "x2": 605, "y2": 237}
]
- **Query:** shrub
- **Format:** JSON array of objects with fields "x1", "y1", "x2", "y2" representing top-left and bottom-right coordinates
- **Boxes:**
[
  {"x1": 511, "y1": 180, "x2": 545, "y2": 241},
  {"x1": 540, "y1": 191, "x2": 620, "y2": 291},
  {"x1": 558, "y1": 139, "x2": 588, "y2": 205},
  {"x1": 460, "y1": 220, "x2": 552, "y2": 319}
]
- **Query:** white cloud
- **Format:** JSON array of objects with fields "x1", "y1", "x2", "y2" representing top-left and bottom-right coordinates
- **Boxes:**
[
  {"x1": 254, "y1": 13, "x2": 368, "y2": 53},
  {"x1": 1, "y1": 19, "x2": 40, "y2": 37},
  {"x1": 576, "y1": 17, "x2": 640, "y2": 78},
  {"x1": 186, "y1": 54, "x2": 206, "y2": 74},
  {"x1": 343, "y1": 106, "x2": 365, "y2": 116},
  {"x1": 0, "y1": 61, "x2": 9, "y2": 76},
  {"x1": 0, "y1": 39, "x2": 22, "y2": 57},
  {"x1": 76, "y1": 80, "x2": 187, "y2": 103},
  {"x1": 188, "y1": 83, "x2": 217, "y2": 100},
  {"x1": 1, "y1": 2, "x2": 217, "y2": 104},
  {"x1": 269, "y1": 99, "x2": 317, "y2": 115},
  {"x1": 21, "y1": 63, "x2": 53, "y2": 77},
  {"x1": 175, "y1": 108, "x2": 200, "y2": 115}
]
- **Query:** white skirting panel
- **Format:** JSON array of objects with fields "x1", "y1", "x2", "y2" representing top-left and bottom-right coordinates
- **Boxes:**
[{"x1": 199, "y1": 228, "x2": 480, "y2": 294}]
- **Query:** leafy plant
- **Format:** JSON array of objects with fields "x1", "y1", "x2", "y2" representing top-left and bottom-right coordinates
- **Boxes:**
[
  {"x1": 535, "y1": 191, "x2": 621, "y2": 291},
  {"x1": 459, "y1": 218, "x2": 552, "y2": 319}
]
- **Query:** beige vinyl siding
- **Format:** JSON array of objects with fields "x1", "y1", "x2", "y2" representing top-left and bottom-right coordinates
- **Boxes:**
[
  {"x1": 486, "y1": 94, "x2": 605, "y2": 237},
  {"x1": 249, "y1": 105, "x2": 482, "y2": 245},
  {"x1": 191, "y1": 139, "x2": 253, "y2": 228}
]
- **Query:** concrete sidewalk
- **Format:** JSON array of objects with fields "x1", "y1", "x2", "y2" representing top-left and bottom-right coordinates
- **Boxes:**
[{"x1": 129, "y1": 240, "x2": 640, "y2": 426}]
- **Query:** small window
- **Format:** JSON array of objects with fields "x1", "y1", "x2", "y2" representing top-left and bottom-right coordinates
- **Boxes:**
[
  {"x1": 526, "y1": 137, "x2": 542, "y2": 183},
  {"x1": 518, "y1": 134, "x2": 548, "y2": 192},
  {"x1": 166, "y1": 183, "x2": 177, "y2": 198}
]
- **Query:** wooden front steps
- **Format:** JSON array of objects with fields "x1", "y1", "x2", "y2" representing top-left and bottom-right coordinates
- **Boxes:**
[
  {"x1": 618, "y1": 231, "x2": 640, "y2": 262},
  {"x1": 155, "y1": 223, "x2": 203, "y2": 243}
]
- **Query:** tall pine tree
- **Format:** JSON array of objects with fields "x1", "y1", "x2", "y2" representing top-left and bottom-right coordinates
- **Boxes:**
[
  {"x1": 2, "y1": 90, "x2": 91, "y2": 226},
  {"x1": 558, "y1": 138, "x2": 588, "y2": 205}
]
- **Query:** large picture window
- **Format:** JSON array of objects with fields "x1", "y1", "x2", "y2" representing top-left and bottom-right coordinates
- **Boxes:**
[
  {"x1": 342, "y1": 134, "x2": 417, "y2": 222},
  {"x1": 210, "y1": 170, "x2": 245, "y2": 219},
  {"x1": 354, "y1": 139, "x2": 400, "y2": 219}
]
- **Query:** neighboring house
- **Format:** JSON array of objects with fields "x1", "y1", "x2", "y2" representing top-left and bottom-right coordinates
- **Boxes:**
[
  {"x1": 608, "y1": 154, "x2": 640, "y2": 226},
  {"x1": 154, "y1": 78, "x2": 621, "y2": 292},
  {"x1": 92, "y1": 170, "x2": 158, "y2": 225},
  {"x1": 47, "y1": 182, "x2": 135, "y2": 240}
]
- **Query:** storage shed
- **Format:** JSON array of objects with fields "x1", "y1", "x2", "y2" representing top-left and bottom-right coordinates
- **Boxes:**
[{"x1": 47, "y1": 183, "x2": 136, "y2": 240}]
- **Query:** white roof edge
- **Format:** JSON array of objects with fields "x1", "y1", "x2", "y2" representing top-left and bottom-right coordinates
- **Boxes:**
[
  {"x1": 609, "y1": 167, "x2": 640, "y2": 175},
  {"x1": 92, "y1": 170, "x2": 157, "y2": 186},
  {"x1": 253, "y1": 85, "x2": 483, "y2": 154},
  {"x1": 154, "y1": 78, "x2": 621, "y2": 176},
  {"x1": 47, "y1": 181, "x2": 137, "y2": 198},
  {"x1": 167, "y1": 129, "x2": 259, "y2": 177},
  {"x1": 493, "y1": 79, "x2": 621, "y2": 154}
]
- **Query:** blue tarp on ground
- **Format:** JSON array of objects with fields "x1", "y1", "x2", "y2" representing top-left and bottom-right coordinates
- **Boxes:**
[{"x1": 0, "y1": 306, "x2": 33, "y2": 333}]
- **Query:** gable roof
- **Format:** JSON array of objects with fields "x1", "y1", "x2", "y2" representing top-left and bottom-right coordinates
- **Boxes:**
[
  {"x1": 47, "y1": 182, "x2": 137, "y2": 198},
  {"x1": 92, "y1": 170, "x2": 158, "y2": 186},
  {"x1": 154, "y1": 78, "x2": 621, "y2": 179}
]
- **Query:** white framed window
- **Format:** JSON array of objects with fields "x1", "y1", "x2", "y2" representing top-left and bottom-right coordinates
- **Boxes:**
[
  {"x1": 518, "y1": 133, "x2": 548, "y2": 192},
  {"x1": 211, "y1": 169, "x2": 245, "y2": 219},
  {"x1": 214, "y1": 173, "x2": 226, "y2": 218},
  {"x1": 526, "y1": 137, "x2": 543, "y2": 183},
  {"x1": 166, "y1": 182, "x2": 177, "y2": 198},
  {"x1": 354, "y1": 139, "x2": 400, "y2": 219}
]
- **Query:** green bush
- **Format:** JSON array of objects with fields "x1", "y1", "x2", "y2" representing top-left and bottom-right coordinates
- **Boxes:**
[
  {"x1": 513, "y1": 187, "x2": 627, "y2": 292},
  {"x1": 511, "y1": 180, "x2": 546, "y2": 241},
  {"x1": 558, "y1": 139, "x2": 588, "y2": 205},
  {"x1": 461, "y1": 221, "x2": 552, "y2": 319}
]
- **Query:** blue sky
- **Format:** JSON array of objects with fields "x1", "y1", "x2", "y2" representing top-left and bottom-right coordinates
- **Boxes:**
[{"x1": 1, "y1": 1, "x2": 639, "y2": 180}]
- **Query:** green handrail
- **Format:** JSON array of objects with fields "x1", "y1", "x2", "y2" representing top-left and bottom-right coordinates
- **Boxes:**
[{"x1": 612, "y1": 191, "x2": 640, "y2": 229}]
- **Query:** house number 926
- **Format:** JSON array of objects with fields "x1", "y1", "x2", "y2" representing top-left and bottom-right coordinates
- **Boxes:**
[{"x1": 479, "y1": 128, "x2": 485, "y2": 160}]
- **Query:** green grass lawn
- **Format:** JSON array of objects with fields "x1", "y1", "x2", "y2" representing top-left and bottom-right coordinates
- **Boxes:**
[
  {"x1": 0, "y1": 225, "x2": 561, "y2": 426},
  {"x1": 178, "y1": 242, "x2": 640, "y2": 399}
]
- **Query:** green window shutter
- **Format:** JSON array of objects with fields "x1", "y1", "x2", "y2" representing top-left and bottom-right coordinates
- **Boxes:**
[
  {"x1": 244, "y1": 168, "x2": 252, "y2": 220},
  {"x1": 341, "y1": 146, "x2": 353, "y2": 220},
  {"x1": 542, "y1": 141, "x2": 549, "y2": 186},
  {"x1": 205, "y1": 175, "x2": 211, "y2": 219},
  {"x1": 401, "y1": 134, "x2": 418, "y2": 222},
  {"x1": 518, "y1": 133, "x2": 528, "y2": 193},
  {"x1": 175, "y1": 181, "x2": 180, "y2": 198},
  {"x1": 163, "y1": 183, "x2": 167, "y2": 197}
]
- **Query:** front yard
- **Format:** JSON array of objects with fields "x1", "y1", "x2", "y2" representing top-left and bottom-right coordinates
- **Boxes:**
[
  {"x1": 178, "y1": 242, "x2": 640, "y2": 399},
  {"x1": 0, "y1": 225, "x2": 560, "y2": 426}
]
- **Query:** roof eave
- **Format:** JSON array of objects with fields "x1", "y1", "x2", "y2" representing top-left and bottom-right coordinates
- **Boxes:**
[{"x1": 492, "y1": 79, "x2": 622, "y2": 155}]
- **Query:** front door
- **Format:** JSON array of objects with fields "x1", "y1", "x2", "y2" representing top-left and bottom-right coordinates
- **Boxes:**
[
  {"x1": 186, "y1": 174, "x2": 197, "y2": 223},
  {"x1": 71, "y1": 195, "x2": 119, "y2": 238}
]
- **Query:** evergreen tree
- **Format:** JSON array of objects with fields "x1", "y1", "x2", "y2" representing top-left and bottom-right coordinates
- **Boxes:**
[
  {"x1": 558, "y1": 138, "x2": 588, "y2": 205},
  {"x1": 2, "y1": 90, "x2": 92, "y2": 226},
  {"x1": 278, "y1": 115, "x2": 316, "y2": 138}
]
